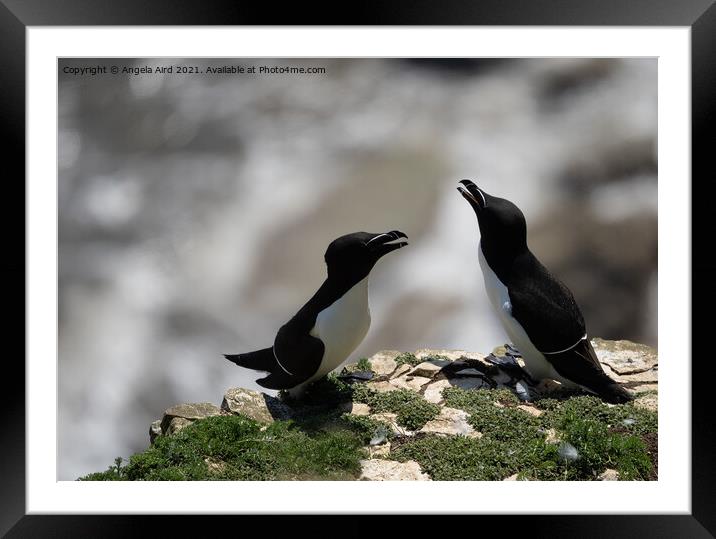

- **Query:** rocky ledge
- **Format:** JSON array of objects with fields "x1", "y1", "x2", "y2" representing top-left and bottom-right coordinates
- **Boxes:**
[{"x1": 83, "y1": 339, "x2": 657, "y2": 481}]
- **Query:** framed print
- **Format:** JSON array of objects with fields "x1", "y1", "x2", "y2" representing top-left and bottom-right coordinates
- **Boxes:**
[{"x1": 5, "y1": 0, "x2": 715, "y2": 536}]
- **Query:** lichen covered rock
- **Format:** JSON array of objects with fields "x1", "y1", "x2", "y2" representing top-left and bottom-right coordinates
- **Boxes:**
[
  {"x1": 221, "y1": 387, "x2": 291, "y2": 423},
  {"x1": 419, "y1": 407, "x2": 480, "y2": 438},
  {"x1": 591, "y1": 338, "x2": 657, "y2": 375},
  {"x1": 359, "y1": 459, "x2": 430, "y2": 481},
  {"x1": 160, "y1": 402, "x2": 223, "y2": 434}
]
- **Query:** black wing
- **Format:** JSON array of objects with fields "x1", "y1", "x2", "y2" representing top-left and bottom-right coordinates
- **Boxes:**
[
  {"x1": 544, "y1": 339, "x2": 633, "y2": 404},
  {"x1": 507, "y1": 252, "x2": 586, "y2": 353},
  {"x1": 255, "y1": 323, "x2": 324, "y2": 390}
]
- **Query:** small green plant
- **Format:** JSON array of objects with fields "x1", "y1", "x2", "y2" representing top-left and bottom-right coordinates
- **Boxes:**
[
  {"x1": 420, "y1": 354, "x2": 452, "y2": 363},
  {"x1": 442, "y1": 386, "x2": 541, "y2": 442},
  {"x1": 355, "y1": 358, "x2": 373, "y2": 372},
  {"x1": 353, "y1": 387, "x2": 440, "y2": 430},
  {"x1": 395, "y1": 353, "x2": 422, "y2": 367},
  {"x1": 555, "y1": 416, "x2": 652, "y2": 480},
  {"x1": 80, "y1": 456, "x2": 127, "y2": 481}
]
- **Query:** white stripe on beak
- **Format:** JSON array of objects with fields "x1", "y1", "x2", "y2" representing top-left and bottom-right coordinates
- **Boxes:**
[{"x1": 365, "y1": 233, "x2": 391, "y2": 246}]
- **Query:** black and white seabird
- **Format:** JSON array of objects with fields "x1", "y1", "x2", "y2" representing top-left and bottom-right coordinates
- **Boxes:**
[
  {"x1": 457, "y1": 179, "x2": 632, "y2": 404},
  {"x1": 225, "y1": 230, "x2": 408, "y2": 397}
]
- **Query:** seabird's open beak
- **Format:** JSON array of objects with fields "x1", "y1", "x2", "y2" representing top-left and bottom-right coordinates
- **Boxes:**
[
  {"x1": 457, "y1": 179, "x2": 486, "y2": 211},
  {"x1": 366, "y1": 230, "x2": 409, "y2": 257}
]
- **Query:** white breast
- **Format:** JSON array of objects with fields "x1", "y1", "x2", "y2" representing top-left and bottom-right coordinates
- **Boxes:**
[
  {"x1": 478, "y1": 244, "x2": 567, "y2": 383},
  {"x1": 307, "y1": 276, "x2": 371, "y2": 381}
]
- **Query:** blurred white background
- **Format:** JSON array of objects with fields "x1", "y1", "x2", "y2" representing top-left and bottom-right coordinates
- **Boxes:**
[{"x1": 58, "y1": 58, "x2": 657, "y2": 479}]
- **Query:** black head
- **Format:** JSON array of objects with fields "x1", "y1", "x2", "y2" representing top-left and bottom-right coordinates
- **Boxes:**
[
  {"x1": 457, "y1": 179, "x2": 527, "y2": 266},
  {"x1": 324, "y1": 230, "x2": 408, "y2": 283}
]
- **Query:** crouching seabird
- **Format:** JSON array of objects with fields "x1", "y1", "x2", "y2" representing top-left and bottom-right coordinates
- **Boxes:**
[
  {"x1": 457, "y1": 179, "x2": 632, "y2": 404},
  {"x1": 225, "y1": 230, "x2": 408, "y2": 397}
]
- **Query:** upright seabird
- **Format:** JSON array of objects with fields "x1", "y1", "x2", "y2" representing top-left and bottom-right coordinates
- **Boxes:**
[
  {"x1": 225, "y1": 230, "x2": 408, "y2": 397},
  {"x1": 457, "y1": 179, "x2": 632, "y2": 404}
]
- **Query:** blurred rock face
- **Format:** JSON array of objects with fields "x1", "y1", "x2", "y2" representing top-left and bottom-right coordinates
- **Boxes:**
[{"x1": 58, "y1": 58, "x2": 657, "y2": 480}]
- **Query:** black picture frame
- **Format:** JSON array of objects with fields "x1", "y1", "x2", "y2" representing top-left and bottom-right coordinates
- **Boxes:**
[{"x1": 4, "y1": 1, "x2": 714, "y2": 536}]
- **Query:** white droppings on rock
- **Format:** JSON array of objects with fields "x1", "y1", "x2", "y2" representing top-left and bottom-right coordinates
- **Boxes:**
[{"x1": 419, "y1": 407, "x2": 481, "y2": 438}]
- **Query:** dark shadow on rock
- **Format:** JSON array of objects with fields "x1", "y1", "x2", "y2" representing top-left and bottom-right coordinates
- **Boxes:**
[{"x1": 261, "y1": 393, "x2": 293, "y2": 421}]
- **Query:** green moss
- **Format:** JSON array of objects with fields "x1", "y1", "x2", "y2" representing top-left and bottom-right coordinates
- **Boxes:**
[
  {"x1": 355, "y1": 358, "x2": 373, "y2": 372},
  {"x1": 395, "y1": 353, "x2": 422, "y2": 367},
  {"x1": 547, "y1": 396, "x2": 658, "y2": 437},
  {"x1": 398, "y1": 387, "x2": 657, "y2": 481},
  {"x1": 79, "y1": 414, "x2": 365, "y2": 481},
  {"x1": 397, "y1": 402, "x2": 441, "y2": 431},
  {"x1": 554, "y1": 416, "x2": 652, "y2": 480},
  {"x1": 350, "y1": 383, "x2": 376, "y2": 404},
  {"x1": 442, "y1": 387, "x2": 541, "y2": 442},
  {"x1": 393, "y1": 434, "x2": 557, "y2": 481},
  {"x1": 352, "y1": 387, "x2": 440, "y2": 430}
]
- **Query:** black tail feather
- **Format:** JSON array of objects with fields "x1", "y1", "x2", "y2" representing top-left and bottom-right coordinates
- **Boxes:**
[
  {"x1": 255, "y1": 372, "x2": 298, "y2": 390},
  {"x1": 225, "y1": 347, "x2": 303, "y2": 390},
  {"x1": 599, "y1": 382, "x2": 634, "y2": 404},
  {"x1": 224, "y1": 347, "x2": 274, "y2": 373}
]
